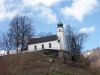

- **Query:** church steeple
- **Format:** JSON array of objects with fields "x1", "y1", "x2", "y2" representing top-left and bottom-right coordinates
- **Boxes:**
[
  {"x1": 57, "y1": 20, "x2": 66, "y2": 50},
  {"x1": 57, "y1": 20, "x2": 63, "y2": 28}
]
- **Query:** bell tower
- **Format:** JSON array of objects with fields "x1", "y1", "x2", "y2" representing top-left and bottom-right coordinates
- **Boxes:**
[{"x1": 57, "y1": 20, "x2": 66, "y2": 50}]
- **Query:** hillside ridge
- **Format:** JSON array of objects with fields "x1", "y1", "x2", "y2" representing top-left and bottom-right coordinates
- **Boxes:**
[{"x1": 0, "y1": 50, "x2": 93, "y2": 75}]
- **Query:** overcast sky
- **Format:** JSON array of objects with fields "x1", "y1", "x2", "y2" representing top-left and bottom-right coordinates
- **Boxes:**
[{"x1": 0, "y1": 0, "x2": 100, "y2": 51}]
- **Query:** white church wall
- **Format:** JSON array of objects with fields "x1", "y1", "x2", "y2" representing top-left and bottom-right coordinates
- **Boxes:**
[
  {"x1": 28, "y1": 40, "x2": 60, "y2": 51},
  {"x1": 57, "y1": 27, "x2": 66, "y2": 50}
]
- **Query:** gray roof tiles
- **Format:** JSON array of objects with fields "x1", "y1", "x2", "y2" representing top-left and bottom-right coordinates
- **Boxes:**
[{"x1": 28, "y1": 35, "x2": 57, "y2": 45}]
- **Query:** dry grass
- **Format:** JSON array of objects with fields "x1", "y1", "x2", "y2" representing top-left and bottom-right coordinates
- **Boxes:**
[{"x1": 0, "y1": 50, "x2": 98, "y2": 75}]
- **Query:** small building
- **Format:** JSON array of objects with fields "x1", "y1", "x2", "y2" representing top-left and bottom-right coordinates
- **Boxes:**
[{"x1": 27, "y1": 21, "x2": 66, "y2": 52}]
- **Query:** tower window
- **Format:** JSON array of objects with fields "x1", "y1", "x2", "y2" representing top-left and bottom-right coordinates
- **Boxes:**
[
  {"x1": 58, "y1": 37, "x2": 60, "y2": 43},
  {"x1": 58, "y1": 39, "x2": 60, "y2": 43},
  {"x1": 59, "y1": 29, "x2": 61, "y2": 32},
  {"x1": 49, "y1": 43, "x2": 51, "y2": 48},
  {"x1": 34, "y1": 45, "x2": 37, "y2": 50},
  {"x1": 42, "y1": 44, "x2": 44, "y2": 49}
]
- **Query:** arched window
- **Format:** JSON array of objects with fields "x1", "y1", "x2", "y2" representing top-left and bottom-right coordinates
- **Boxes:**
[
  {"x1": 42, "y1": 44, "x2": 44, "y2": 49},
  {"x1": 49, "y1": 43, "x2": 51, "y2": 48},
  {"x1": 34, "y1": 45, "x2": 37, "y2": 50},
  {"x1": 59, "y1": 29, "x2": 61, "y2": 32}
]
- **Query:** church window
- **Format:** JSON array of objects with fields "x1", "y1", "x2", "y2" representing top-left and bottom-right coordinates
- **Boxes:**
[
  {"x1": 34, "y1": 45, "x2": 37, "y2": 50},
  {"x1": 58, "y1": 37, "x2": 60, "y2": 43},
  {"x1": 59, "y1": 29, "x2": 61, "y2": 32},
  {"x1": 49, "y1": 43, "x2": 51, "y2": 48},
  {"x1": 58, "y1": 39, "x2": 60, "y2": 43},
  {"x1": 42, "y1": 44, "x2": 44, "y2": 49}
]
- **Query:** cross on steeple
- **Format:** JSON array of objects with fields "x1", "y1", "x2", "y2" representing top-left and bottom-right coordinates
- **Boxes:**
[{"x1": 59, "y1": 19, "x2": 60, "y2": 22}]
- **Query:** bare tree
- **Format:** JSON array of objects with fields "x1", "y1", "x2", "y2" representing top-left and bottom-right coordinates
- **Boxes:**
[
  {"x1": 9, "y1": 15, "x2": 20, "y2": 53},
  {"x1": 45, "y1": 32, "x2": 53, "y2": 36},
  {"x1": 38, "y1": 32, "x2": 46, "y2": 37},
  {"x1": 9, "y1": 15, "x2": 35, "y2": 52},
  {"x1": 65, "y1": 25, "x2": 88, "y2": 61},
  {"x1": 0, "y1": 33, "x2": 13, "y2": 55},
  {"x1": 38, "y1": 32, "x2": 53, "y2": 37},
  {"x1": 65, "y1": 25, "x2": 74, "y2": 52}
]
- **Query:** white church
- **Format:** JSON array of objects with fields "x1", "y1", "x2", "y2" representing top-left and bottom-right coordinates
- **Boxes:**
[
  {"x1": 26, "y1": 21, "x2": 66, "y2": 52},
  {"x1": 0, "y1": 21, "x2": 67, "y2": 56}
]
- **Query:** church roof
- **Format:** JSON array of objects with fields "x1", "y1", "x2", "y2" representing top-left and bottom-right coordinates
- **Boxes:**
[{"x1": 28, "y1": 35, "x2": 57, "y2": 45}]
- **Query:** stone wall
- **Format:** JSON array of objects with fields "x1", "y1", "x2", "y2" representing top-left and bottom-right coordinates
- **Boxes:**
[{"x1": 58, "y1": 50, "x2": 72, "y2": 60}]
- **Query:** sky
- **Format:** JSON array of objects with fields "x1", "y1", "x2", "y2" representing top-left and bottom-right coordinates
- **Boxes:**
[{"x1": 0, "y1": 0, "x2": 100, "y2": 52}]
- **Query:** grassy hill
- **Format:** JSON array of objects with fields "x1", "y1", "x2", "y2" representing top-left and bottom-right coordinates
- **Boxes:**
[{"x1": 0, "y1": 50, "x2": 98, "y2": 75}]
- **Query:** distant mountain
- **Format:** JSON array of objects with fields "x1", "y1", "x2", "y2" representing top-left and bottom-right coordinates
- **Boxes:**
[
  {"x1": 83, "y1": 47, "x2": 100, "y2": 67},
  {"x1": 0, "y1": 50, "x2": 18, "y2": 56},
  {"x1": 83, "y1": 50, "x2": 94, "y2": 58},
  {"x1": 0, "y1": 50, "x2": 7, "y2": 56}
]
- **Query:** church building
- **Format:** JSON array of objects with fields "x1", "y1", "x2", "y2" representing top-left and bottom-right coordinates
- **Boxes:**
[{"x1": 27, "y1": 21, "x2": 66, "y2": 52}]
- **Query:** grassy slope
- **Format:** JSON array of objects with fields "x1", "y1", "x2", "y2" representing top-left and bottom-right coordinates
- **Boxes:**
[{"x1": 0, "y1": 51, "x2": 91, "y2": 75}]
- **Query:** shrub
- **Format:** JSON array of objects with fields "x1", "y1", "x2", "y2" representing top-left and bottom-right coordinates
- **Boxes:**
[
  {"x1": 87, "y1": 67, "x2": 100, "y2": 75},
  {"x1": 77, "y1": 55, "x2": 90, "y2": 66}
]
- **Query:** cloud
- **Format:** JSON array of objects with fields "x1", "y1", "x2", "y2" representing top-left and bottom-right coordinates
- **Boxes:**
[
  {"x1": 61, "y1": 0, "x2": 99, "y2": 22},
  {"x1": 0, "y1": 0, "x2": 20, "y2": 20},
  {"x1": 20, "y1": 0, "x2": 65, "y2": 23},
  {"x1": 78, "y1": 26, "x2": 95, "y2": 33},
  {"x1": 0, "y1": 0, "x2": 63, "y2": 24},
  {"x1": 38, "y1": 6, "x2": 57, "y2": 24},
  {"x1": 63, "y1": 23, "x2": 67, "y2": 28},
  {"x1": 22, "y1": 0, "x2": 62, "y2": 7}
]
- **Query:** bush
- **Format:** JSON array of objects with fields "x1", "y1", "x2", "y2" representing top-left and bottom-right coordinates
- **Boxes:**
[
  {"x1": 87, "y1": 67, "x2": 100, "y2": 75},
  {"x1": 77, "y1": 55, "x2": 90, "y2": 66}
]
